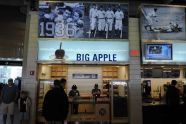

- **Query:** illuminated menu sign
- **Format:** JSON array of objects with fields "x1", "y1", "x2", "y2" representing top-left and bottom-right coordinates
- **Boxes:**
[{"x1": 38, "y1": 40, "x2": 129, "y2": 64}]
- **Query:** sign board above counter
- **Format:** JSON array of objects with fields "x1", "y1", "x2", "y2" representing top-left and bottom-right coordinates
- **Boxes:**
[{"x1": 38, "y1": 40, "x2": 129, "y2": 64}]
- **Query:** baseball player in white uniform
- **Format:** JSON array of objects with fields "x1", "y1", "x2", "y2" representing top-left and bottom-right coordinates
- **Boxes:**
[
  {"x1": 114, "y1": 8, "x2": 124, "y2": 38},
  {"x1": 105, "y1": 7, "x2": 114, "y2": 38},
  {"x1": 89, "y1": 4, "x2": 98, "y2": 37},
  {"x1": 97, "y1": 7, "x2": 106, "y2": 37},
  {"x1": 142, "y1": 8, "x2": 158, "y2": 31}
]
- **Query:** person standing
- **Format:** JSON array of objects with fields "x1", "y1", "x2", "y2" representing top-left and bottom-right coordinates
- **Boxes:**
[
  {"x1": 141, "y1": 7, "x2": 158, "y2": 31},
  {"x1": 1, "y1": 78, "x2": 19, "y2": 124},
  {"x1": 182, "y1": 85, "x2": 186, "y2": 124},
  {"x1": 97, "y1": 6, "x2": 106, "y2": 37},
  {"x1": 0, "y1": 83, "x2": 5, "y2": 103},
  {"x1": 114, "y1": 7, "x2": 124, "y2": 38},
  {"x1": 166, "y1": 80, "x2": 180, "y2": 124},
  {"x1": 89, "y1": 4, "x2": 98, "y2": 37},
  {"x1": 18, "y1": 91, "x2": 31, "y2": 124},
  {"x1": 105, "y1": 7, "x2": 114, "y2": 38},
  {"x1": 92, "y1": 84, "x2": 101, "y2": 102},
  {"x1": 68, "y1": 85, "x2": 80, "y2": 114},
  {"x1": 42, "y1": 79, "x2": 69, "y2": 124}
]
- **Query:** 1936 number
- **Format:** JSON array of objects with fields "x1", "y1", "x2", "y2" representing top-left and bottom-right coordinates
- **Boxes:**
[{"x1": 39, "y1": 22, "x2": 76, "y2": 37}]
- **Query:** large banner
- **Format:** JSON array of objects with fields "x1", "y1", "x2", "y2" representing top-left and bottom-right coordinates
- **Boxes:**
[
  {"x1": 38, "y1": 40, "x2": 129, "y2": 64},
  {"x1": 140, "y1": 5, "x2": 186, "y2": 40},
  {"x1": 39, "y1": 1, "x2": 128, "y2": 39}
]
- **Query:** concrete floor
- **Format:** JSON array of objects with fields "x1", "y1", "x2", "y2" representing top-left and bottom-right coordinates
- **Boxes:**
[{"x1": 0, "y1": 104, "x2": 128, "y2": 124}]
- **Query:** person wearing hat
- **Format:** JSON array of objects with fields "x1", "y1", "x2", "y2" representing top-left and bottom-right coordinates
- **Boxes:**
[
  {"x1": 69, "y1": 85, "x2": 80, "y2": 114},
  {"x1": 1, "y1": 78, "x2": 19, "y2": 124}
]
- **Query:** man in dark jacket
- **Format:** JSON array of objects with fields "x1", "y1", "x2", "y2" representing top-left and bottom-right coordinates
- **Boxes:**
[
  {"x1": 166, "y1": 80, "x2": 180, "y2": 124},
  {"x1": 166, "y1": 80, "x2": 179, "y2": 106},
  {"x1": 42, "y1": 79, "x2": 69, "y2": 124}
]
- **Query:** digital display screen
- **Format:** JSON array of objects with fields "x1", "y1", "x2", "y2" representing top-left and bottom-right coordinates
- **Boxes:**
[
  {"x1": 145, "y1": 43, "x2": 172, "y2": 60},
  {"x1": 142, "y1": 40, "x2": 186, "y2": 65},
  {"x1": 38, "y1": 1, "x2": 128, "y2": 39}
]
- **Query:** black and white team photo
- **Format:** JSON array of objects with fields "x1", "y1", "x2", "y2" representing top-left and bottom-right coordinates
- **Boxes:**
[
  {"x1": 38, "y1": 1, "x2": 128, "y2": 39},
  {"x1": 85, "y1": 3, "x2": 128, "y2": 39}
]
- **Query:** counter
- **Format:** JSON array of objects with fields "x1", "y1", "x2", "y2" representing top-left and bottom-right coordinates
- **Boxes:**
[
  {"x1": 68, "y1": 96, "x2": 110, "y2": 121},
  {"x1": 143, "y1": 101, "x2": 186, "y2": 124}
]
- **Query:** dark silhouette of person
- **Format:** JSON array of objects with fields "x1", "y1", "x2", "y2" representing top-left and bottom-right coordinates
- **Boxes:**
[
  {"x1": 92, "y1": 84, "x2": 101, "y2": 102},
  {"x1": 42, "y1": 79, "x2": 69, "y2": 124},
  {"x1": 166, "y1": 80, "x2": 180, "y2": 124},
  {"x1": 142, "y1": 81, "x2": 151, "y2": 98},
  {"x1": 182, "y1": 85, "x2": 186, "y2": 124},
  {"x1": 105, "y1": 83, "x2": 110, "y2": 97},
  {"x1": 0, "y1": 83, "x2": 4, "y2": 101},
  {"x1": 68, "y1": 85, "x2": 80, "y2": 114}
]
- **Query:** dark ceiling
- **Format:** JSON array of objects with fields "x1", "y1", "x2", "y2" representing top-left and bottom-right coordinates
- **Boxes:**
[{"x1": 0, "y1": 1, "x2": 29, "y2": 59}]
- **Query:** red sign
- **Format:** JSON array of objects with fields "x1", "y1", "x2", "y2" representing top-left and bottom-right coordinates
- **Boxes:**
[{"x1": 130, "y1": 50, "x2": 140, "y2": 57}]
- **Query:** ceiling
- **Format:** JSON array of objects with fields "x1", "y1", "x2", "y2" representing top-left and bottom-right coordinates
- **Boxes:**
[{"x1": 0, "y1": 3, "x2": 27, "y2": 59}]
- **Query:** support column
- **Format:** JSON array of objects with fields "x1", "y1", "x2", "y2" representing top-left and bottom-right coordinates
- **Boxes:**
[
  {"x1": 128, "y1": 18, "x2": 142, "y2": 124},
  {"x1": 22, "y1": 11, "x2": 38, "y2": 124}
]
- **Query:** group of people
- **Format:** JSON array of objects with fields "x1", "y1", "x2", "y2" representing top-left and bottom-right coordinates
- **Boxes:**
[
  {"x1": 39, "y1": 2, "x2": 84, "y2": 37},
  {"x1": 63, "y1": 83, "x2": 101, "y2": 115},
  {"x1": 42, "y1": 79, "x2": 101, "y2": 123},
  {"x1": 89, "y1": 4, "x2": 124, "y2": 38},
  {"x1": 2, "y1": 78, "x2": 185, "y2": 124},
  {"x1": 0, "y1": 77, "x2": 101, "y2": 124},
  {"x1": 0, "y1": 78, "x2": 31, "y2": 124}
]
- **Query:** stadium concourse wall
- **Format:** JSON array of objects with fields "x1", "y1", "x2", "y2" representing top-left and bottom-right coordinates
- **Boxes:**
[{"x1": 21, "y1": 11, "x2": 142, "y2": 124}]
